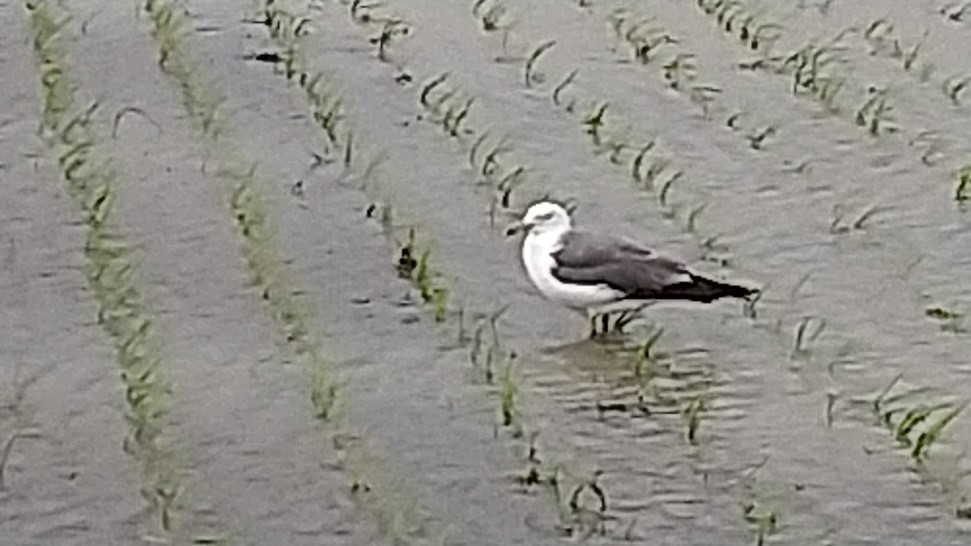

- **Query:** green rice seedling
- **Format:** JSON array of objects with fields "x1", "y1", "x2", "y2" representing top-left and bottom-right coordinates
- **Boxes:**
[
  {"x1": 552, "y1": 69, "x2": 578, "y2": 106},
  {"x1": 419, "y1": 72, "x2": 450, "y2": 108},
  {"x1": 310, "y1": 374, "x2": 337, "y2": 419},
  {"x1": 349, "y1": 0, "x2": 379, "y2": 24},
  {"x1": 630, "y1": 140, "x2": 656, "y2": 184},
  {"x1": 682, "y1": 397, "x2": 706, "y2": 444},
  {"x1": 749, "y1": 22, "x2": 783, "y2": 51},
  {"x1": 358, "y1": 150, "x2": 388, "y2": 190},
  {"x1": 658, "y1": 170, "x2": 681, "y2": 207},
  {"x1": 633, "y1": 327, "x2": 664, "y2": 377},
  {"x1": 873, "y1": 373, "x2": 905, "y2": 413},
  {"x1": 825, "y1": 390, "x2": 838, "y2": 427},
  {"x1": 524, "y1": 40, "x2": 556, "y2": 88},
  {"x1": 582, "y1": 103, "x2": 608, "y2": 146},
  {"x1": 608, "y1": 8, "x2": 631, "y2": 40},
  {"x1": 956, "y1": 165, "x2": 971, "y2": 201},
  {"x1": 469, "y1": 321, "x2": 485, "y2": 368},
  {"x1": 911, "y1": 402, "x2": 968, "y2": 461},
  {"x1": 688, "y1": 85, "x2": 720, "y2": 117},
  {"x1": 744, "y1": 506, "x2": 778, "y2": 546},
  {"x1": 867, "y1": 95, "x2": 893, "y2": 136},
  {"x1": 662, "y1": 54, "x2": 697, "y2": 90},
  {"x1": 396, "y1": 228, "x2": 418, "y2": 278},
  {"x1": 379, "y1": 203, "x2": 394, "y2": 233},
  {"x1": 469, "y1": 131, "x2": 491, "y2": 168},
  {"x1": 413, "y1": 249, "x2": 434, "y2": 302},
  {"x1": 370, "y1": 19, "x2": 409, "y2": 62},
  {"x1": 855, "y1": 88, "x2": 893, "y2": 135},
  {"x1": 851, "y1": 205, "x2": 885, "y2": 230},
  {"x1": 791, "y1": 316, "x2": 826, "y2": 358},
  {"x1": 432, "y1": 287, "x2": 449, "y2": 322},
  {"x1": 343, "y1": 129, "x2": 354, "y2": 168},
  {"x1": 714, "y1": 1, "x2": 742, "y2": 28},
  {"x1": 430, "y1": 88, "x2": 459, "y2": 118},
  {"x1": 446, "y1": 98, "x2": 475, "y2": 137},
  {"x1": 475, "y1": 0, "x2": 509, "y2": 32},
  {"x1": 746, "y1": 126, "x2": 775, "y2": 150},
  {"x1": 455, "y1": 305, "x2": 467, "y2": 342},
  {"x1": 894, "y1": 403, "x2": 937, "y2": 442},
  {"x1": 944, "y1": 76, "x2": 970, "y2": 105},
  {"x1": 468, "y1": 305, "x2": 509, "y2": 383},
  {"x1": 0, "y1": 429, "x2": 42, "y2": 491},
  {"x1": 500, "y1": 359, "x2": 517, "y2": 427},
  {"x1": 816, "y1": 77, "x2": 845, "y2": 112},
  {"x1": 902, "y1": 31, "x2": 928, "y2": 71},
  {"x1": 742, "y1": 288, "x2": 763, "y2": 319},
  {"x1": 719, "y1": 3, "x2": 745, "y2": 31},
  {"x1": 568, "y1": 473, "x2": 607, "y2": 514},
  {"x1": 686, "y1": 202, "x2": 708, "y2": 232},
  {"x1": 863, "y1": 18, "x2": 894, "y2": 51},
  {"x1": 110, "y1": 106, "x2": 162, "y2": 139},
  {"x1": 526, "y1": 431, "x2": 541, "y2": 463},
  {"x1": 593, "y1": 138, "x2": 628, "y2": 165},
  {"x1": 941, "y1": 2, "x2": 971, "y2": 21},
  {"x1": 513, "y1": 466, "x2": 543, "y2": 487},
  {"x1": 642, "y1": 155, "x2": 671, "y2": 188},
  {"x1": 498, "y1": 166, "x2": 526, "y2": 207},
  {"x1": 924, "y1": 305, "x2": 965, "y2": 332},
  {"x1": 480, "y1": 139, "x2": 512, "y2": 178}
]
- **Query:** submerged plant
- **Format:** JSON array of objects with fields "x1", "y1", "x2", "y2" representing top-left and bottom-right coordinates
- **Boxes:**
[
  {"x1": 500, "y1": 358, "x2": 517, "y2": 427},
  {"x1": 474, "y1": 0, "x2": 510, "y2": 32},
  {"x1": 582, "y1": 102, "x2": 608, "y2": 146},
  {"x1": 943, "y1": 75, "x2": 970, "y2": 105},
  {"x1": 956, "y1": 165, "x2": 971, "y2": 202},
  {"x1": 791, "y1": 316, "x2": 826, "y2": 358},
  {"x1": 662, "y1": 54, "x2": 697, "y2": 90},
  {"x1": 524, "y1": 40, "x2": 556, "y2": 88},
  {"x1": 370, "y1": 18, "x2": 409, "y2": 62},
  {"x1": 682, "y1": 397, "x2": 706, "y2": 444},
  {"x1": 552, "y1": 69, "x2": 578, "y2": 106}
]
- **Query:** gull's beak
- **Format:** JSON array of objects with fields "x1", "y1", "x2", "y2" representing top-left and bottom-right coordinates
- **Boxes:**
[{"x1": 505, "y1": 220, "x2": 529, "y2": 237}]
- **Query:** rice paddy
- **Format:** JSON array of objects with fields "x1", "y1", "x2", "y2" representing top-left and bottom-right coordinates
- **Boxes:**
[{"x1": 3, "y1": 0, "x2": 971, "y2": 544}]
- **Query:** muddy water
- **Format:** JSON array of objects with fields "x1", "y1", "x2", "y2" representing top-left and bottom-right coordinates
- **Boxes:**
[{"x1": 2, "y1": 0, "x2": 971, "y2": 544}]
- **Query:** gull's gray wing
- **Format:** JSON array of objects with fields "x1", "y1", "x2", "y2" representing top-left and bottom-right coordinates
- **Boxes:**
[{"x1": 551, "y1": 230, "x2": 754, "y2": 302}]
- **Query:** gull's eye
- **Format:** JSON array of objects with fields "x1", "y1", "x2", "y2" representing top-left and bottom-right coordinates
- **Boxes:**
[{"x1": 535, "y1": 212, "x2": 555, "y2": 222}]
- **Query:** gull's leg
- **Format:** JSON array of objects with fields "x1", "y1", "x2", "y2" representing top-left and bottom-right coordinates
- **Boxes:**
[
  {"x1": 601, "y1": 313, "x2": 611, "y2": 336},
  {"x1": 588, "y1": 312, "x2": 599, "y2": 338}
]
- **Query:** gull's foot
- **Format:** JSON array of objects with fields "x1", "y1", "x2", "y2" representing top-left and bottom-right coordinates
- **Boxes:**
[
  {"x1": 588, "y1": 313, "x2": 610, "y2": 338},
  {"x1": 589, "y1": 306, "x2": 649, "y2": 339}
]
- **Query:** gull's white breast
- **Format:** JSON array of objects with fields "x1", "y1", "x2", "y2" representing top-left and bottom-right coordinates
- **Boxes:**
[{"x1": 522, "y1": 231, "x2": 622, "y2": 310}]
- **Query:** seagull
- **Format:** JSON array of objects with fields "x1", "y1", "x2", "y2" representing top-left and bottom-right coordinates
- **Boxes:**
[{"x1": 506, "y1": 201, "x2": 757, "y2": 336}]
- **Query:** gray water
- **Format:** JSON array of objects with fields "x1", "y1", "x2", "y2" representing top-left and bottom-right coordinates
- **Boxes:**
[{"x1": 2, "y1": 0, "x2": 971, "y2": 544}]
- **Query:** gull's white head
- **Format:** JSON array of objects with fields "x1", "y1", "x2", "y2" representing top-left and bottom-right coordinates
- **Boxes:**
[{"x1": 519, "y1": 201, "x2": 572, "y2": 236}]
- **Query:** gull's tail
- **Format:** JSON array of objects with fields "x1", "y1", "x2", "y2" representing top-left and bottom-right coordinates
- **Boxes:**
[{"x1": 651, "y1": 274, "x2": 758, "y2": 303}]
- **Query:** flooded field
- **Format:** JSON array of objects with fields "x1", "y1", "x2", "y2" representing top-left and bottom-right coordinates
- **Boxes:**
[{"x1": 2, "y1": 0, "x2": 971, "y2": 544}]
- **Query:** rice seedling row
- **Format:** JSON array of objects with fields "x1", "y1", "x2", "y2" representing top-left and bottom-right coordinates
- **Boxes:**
[
  {"x1": 24, "y1": 1, "x2": 203, "y2": 540},
  {"x1": 137, "y1": 0, "x2": 449, "y2": 541}
]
